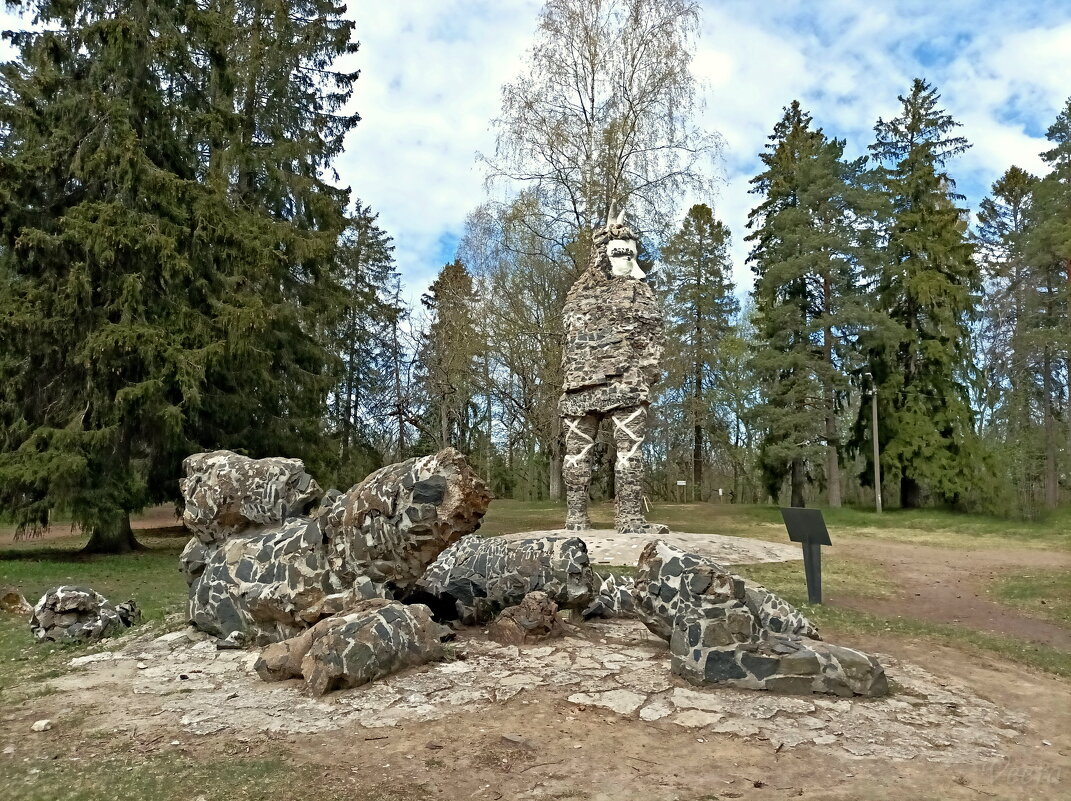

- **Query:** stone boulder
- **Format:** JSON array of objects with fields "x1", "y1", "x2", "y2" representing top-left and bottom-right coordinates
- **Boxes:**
[
  {"x1": 636, "y1": 540, "x2": 818, "y2": 641},
  {"x1": 181, "y1": 448, "x2": 490, "y2": 645},
  {"x1": 416, "y1": 535, "x2": 595, "y2": 624},
  {"x1": 487, "y1": 591, "x2": 566, "y2": 645},
  {"x1": 1, "y1": 585, "x2": 32, "y2": 618},
  {"x1": 669, "y1": 566, "x2": 888, "y2": 696},
  {"x1": 30, "y1": 586, "x2": 141, "y2": 643},
  {"x1": 582, "y1": 571, "x2": 637, "y2": 619},
  {"x1": 180, "y1": 451, "x2": 322, "y2": 544},
  {"x1": 254, "y1": 600, "x2": 451, "y2": 695},
  {"x1": 636, "y1": 541, "x2": 887, "y2": 697},
  {"x1": 320, "y1": 449, "x2": 493, "y2": 595}
]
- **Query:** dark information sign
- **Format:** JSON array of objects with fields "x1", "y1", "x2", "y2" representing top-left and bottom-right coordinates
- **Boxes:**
[{"x1": 779, "y1": 507, "x2": 832, "y2": 604}]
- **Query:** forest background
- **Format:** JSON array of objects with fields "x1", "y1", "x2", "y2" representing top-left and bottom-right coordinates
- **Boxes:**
[{"x1": 0, "y1": 0, "x2": 1068, "y2": 552}]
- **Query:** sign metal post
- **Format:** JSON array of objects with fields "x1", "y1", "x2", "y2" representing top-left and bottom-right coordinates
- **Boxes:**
[{"x1": 779, "y1": 507, "x2": 832, "y2": 605}]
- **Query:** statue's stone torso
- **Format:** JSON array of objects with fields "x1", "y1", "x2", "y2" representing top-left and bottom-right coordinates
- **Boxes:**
[{"x1": 559, "y1": 275, "x2": 664, "y2": 416}]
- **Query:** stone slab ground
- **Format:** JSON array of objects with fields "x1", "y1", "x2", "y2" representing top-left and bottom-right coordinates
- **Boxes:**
[
  {"x1": 5, "y1": 617, "x2": 1068, "y2": 801},
  {"x1": 498, "y1": 529, "x2": 802, "y2": 567}
]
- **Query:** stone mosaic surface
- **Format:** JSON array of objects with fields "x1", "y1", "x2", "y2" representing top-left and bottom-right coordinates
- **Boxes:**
[
  {"x1": 254, "y1": 599, "x2": 450, "y2": 695},
  {"x1": 181, "y1": 451, "x2": 322, "y2": 544},
  {"x1": 85, "y1": 620, "x2": 1028, "y2": 764},
  {"x1": 181, "y1": 448, "x2": 490, "y2": 645},
  {"x1": 559, "y1": 213, "x2": 666, "y2": 535},
  {"x1": 636, "y1": 539, "x2": 818, "y2": 641},
  {"x1": 30, "y1": 586, "x2": 140, "y2": 643},
  {"x1": 636, "y1": 540, "x2": 887, "y2": 697},
  {"x1": 582, "y1": 571, "x2": 637, "y2": 619},
  {"x1": 416, "y1": 534, "x2": 596, "y2": 623}
]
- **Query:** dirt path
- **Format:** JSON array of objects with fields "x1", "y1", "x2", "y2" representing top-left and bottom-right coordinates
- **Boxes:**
[
  {"x1": 834, "y1": 539, "x2": 1071, "y2": 649},
  {"x1": 1, "y1": 505, "x2": 184, "y2": 544}
]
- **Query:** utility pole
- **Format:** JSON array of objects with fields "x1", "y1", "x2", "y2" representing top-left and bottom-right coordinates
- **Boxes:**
[{"x1": 865, "y1": 372, "x2": 882, "y2": 513}]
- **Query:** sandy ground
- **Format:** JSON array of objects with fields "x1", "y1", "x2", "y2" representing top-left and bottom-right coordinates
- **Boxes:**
[
  {"x1": 4, "y1": 621, "x2": 1069, "y2": 801},
  {"x1": 836, "y1": 540, "x2": 1071, "y2": 649},
  {"x1": 498, "y1": 529, "x2": 802, "y2": 567}
]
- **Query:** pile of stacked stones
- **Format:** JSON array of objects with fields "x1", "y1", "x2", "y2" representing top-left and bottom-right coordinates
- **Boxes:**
[
  {"x1": 178, "y1": 448, "x2": 490, "y2": 692},
  {"x1": 415, "y1": 534, "x2": 596, "y2": 623},
  {"x1": 418, "y1": 535, "x2": 887, "y2": 697},
  {"x1": 178, "y1": 449, "x2": 885, "y2": 698},
  {"x1": 636, "y1": 540, "x2": 888, "y2": 696},
  {"x1": 30, "y1": 586, "x2": 141, "y2": 643}
]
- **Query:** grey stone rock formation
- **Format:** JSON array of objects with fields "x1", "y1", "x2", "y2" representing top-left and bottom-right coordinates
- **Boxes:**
[
  {"x1": 181, "y1": 448, "x2": 490, "y2": 645},
  {"x1": 582, "y1": 571, "x2": 638, "y2": 620},
  {"x1": 636, "y1": 540, "x2": 818, "y2": 641},
  {"x1": 30, "y1": 586, "x2": 140, "y2": 643},
  {"x1": 254, "y1": 599, "x2": 451, "y2": 695},
  {"x1": 487, "y1": 591, "x2": 566, "y2": 645},
  {"x1": 181, "y1": 450, "x2": 323, "y2": 545},
  {"x1": 559, "y1": 209, "x2": 666, "y2": 535},
  {"x1": 416, "y1": 535, "x2": 596, "y2": 624},
  {"x1": 636, "y1": 540, "x2": 887, "y2": 697}
]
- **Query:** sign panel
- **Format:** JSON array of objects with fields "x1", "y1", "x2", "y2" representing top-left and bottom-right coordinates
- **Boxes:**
[{"x1": 779, "y1": 507, "x2": 832, "y2": 546}]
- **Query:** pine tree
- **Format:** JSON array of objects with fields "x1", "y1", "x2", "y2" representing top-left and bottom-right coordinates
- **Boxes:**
[
  {"x1": 856, "y1": 79, "x2": 985, "y2": 509},
  {"x1": 660, "y1": 204, "x2": 738, "y2": 501},
  {"x1": 975, "y1": 167, "x2": 1046, "y2": 510},
  {"x1": 329, "y1": 204, "x2": 400, "y2": 487},
  {"x1": 1019, "y1": 98, "x2": 1071, "y2": 509},
  {"x1": 0, "y1": 1, "x2": 359, "y2": 551},
  {"x1": 746, "y1": 101, "x2": 875, "y2": 507},
  {"x1": 417, "y1": 261, "x2": 481, "y2": 451}
]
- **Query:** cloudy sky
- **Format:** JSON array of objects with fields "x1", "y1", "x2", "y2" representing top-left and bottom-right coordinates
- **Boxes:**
[{"x1": 3, "y1": 1, "x2": 1069, "y2": 303}]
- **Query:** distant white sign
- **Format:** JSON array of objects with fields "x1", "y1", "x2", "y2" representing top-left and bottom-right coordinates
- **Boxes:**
[
  {"x1": 718, "y1": 488, "x2": 723, "y2": 496},
  {"x1": 676, "y1": 480, "x2": 687, "y2": 486}
]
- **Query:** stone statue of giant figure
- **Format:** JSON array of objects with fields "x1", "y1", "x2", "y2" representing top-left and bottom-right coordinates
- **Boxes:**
[{"x1": 559, "y1": 207, "x2": 666, "y2": 535}]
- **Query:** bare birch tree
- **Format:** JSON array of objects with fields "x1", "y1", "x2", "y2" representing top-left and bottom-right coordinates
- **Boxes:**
[{"x1": 483, "y1": 0, "x2": 719, "y2": 255}]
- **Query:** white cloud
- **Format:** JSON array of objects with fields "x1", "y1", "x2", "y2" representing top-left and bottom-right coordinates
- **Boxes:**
[{"x1": 3, "y1": 1, "x2": 1068, "y2": 303}]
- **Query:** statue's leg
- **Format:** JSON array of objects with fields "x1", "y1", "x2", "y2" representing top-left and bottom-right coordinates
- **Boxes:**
[
  {"x1": 562, "y1": 413, "x2": 599, "y2": 531},
  {"x1": 611, "y1": 405, "x2": 649, "y2": 534}
]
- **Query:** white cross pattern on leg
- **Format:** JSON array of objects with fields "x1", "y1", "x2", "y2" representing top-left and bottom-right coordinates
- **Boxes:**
[{"x1": 613, "y1": 409, "x2": 645, "y2": 466}]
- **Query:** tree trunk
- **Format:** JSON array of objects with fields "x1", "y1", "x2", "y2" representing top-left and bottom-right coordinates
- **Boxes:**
[
  {"x1": 440, "y1": 402, "x2": 450, "y2": 449},
  {"x1": 790, "y1": 458, "x2": 805, "y2": 508},
  {"x1": 1043, "y1": 347, "x2": 1058, "y2": 509},
  {"x1": 823, "y1": 277, "x2": 841, "y2": 507},
  {"x1": 549, "y1": 412, "x2": 563, "y2": 500},
  {"x1": 900, "y1": 476, "x2": 922, "y2": 509},
  {"x1": 83, "y1": 513, "x2": 141, "y2": 554}
]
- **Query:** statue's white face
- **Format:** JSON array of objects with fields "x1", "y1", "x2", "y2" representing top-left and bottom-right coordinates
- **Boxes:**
[{"x1": 608, "y1": 238, "x2": 643, "y2": 279}]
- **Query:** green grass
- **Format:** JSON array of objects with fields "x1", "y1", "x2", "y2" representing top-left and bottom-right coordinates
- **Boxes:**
[
  {"x1": 991, "y1": 569, "x2": 1071, "y2": 627},
  {"x1": 0, "y1": 750, "x2": 427, "y2": 801},
  {"x1": 480, "y1": 499, "x2": 1071, "y2": 550},
  {"x1": 731, "y1": 561, "x2": 1071, "y2": 679},
  {"x1": 0, "y1": 534, "x2": 188, "y2": 698}
]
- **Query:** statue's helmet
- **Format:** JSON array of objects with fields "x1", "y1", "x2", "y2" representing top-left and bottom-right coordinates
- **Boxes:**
[{"x1": 592, "y1": 205, "x2": 644, "y2": 280}]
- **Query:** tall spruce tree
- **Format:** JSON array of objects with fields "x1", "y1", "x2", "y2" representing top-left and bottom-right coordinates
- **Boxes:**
[
  {"x1": 855, "y1": 79, "x2": 985, "y2": 509},
  {"x1": 0, "y1": 1, "x2": 359, "y2": 551},
  {"x1": 975, "y1": 167, "x2": 1047, "y2": 510},
  {"x1": 1019, "y1": 99, "x2": 1071, "y2": 509},
  {"x1": 746, "y1": 101, "x2": 874, "y2": 507},
  {"x1": 660, "y1": 204, "x2": 738, "y2": 501},
  {"x1": 329, "y1": 204, "x2": 400, "y2": 487},
  {"x1": 417, "y1": 261, "x2": 481, "y2": 451}
]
